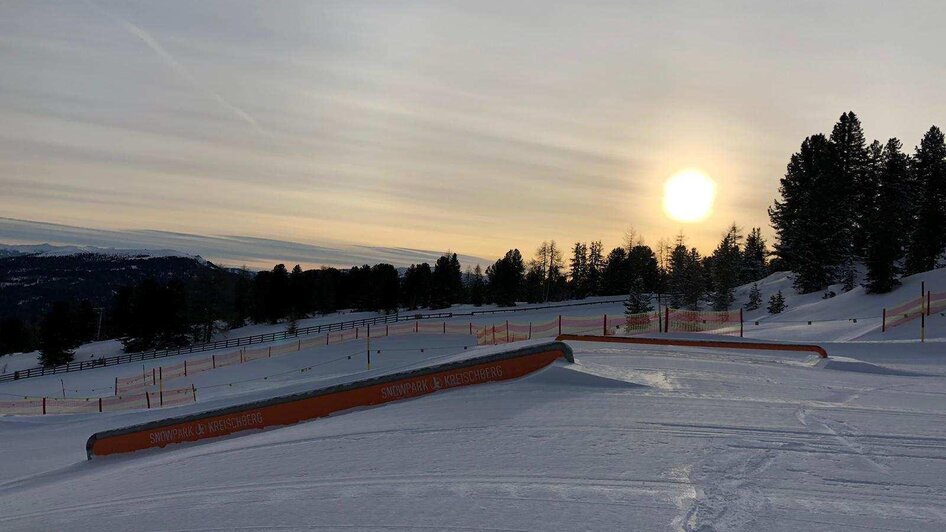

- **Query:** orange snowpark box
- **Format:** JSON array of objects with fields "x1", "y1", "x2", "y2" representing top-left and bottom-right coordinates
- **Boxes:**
[{"x1": 86, "y1": 341, "x2": 574, "y2": 458}]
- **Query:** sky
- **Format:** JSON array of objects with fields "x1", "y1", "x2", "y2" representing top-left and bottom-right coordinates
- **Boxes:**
[{"x1": 2, "y1": 1, "x2": 945, "y2": 268}]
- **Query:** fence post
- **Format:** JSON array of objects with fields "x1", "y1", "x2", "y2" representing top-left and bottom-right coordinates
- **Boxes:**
[
  {"x1": 921, "y1": 302, "x2": 926, "y2": 343},
  {"x1": 386, "y1": 325, "x2": 389, "y2": 337},
  {"x1": 506, "y1": 320, "x2": 509, "y2": 343},
  {"x1": 212, "y1": 355, "x2": 216, "y2": 369},
  {"x1": 558, "y1": 315, "x2": 562, "y2": 336},
  {"x1": 492, "y1": 325, "x2": 496, "y2": 344},
  {"x1": 603, "y1": 314, "x2": 607, "y2": 336},
  {"x1": 415, "y1": 322, "x2": 418, "y2": 333},
  {"x1": 145, "y1": 392, "x2": 151, "y2": 409},
  {"x1": 443, "y1": 322, "x2": 446, "y2": 334},
  {"x1": 356, "y1": 327, "x2": 359, "y2": 340},
  {"x1": 98, "y1": 397, "x2": 102, "y2": 413},
  {"x1": 367, "y1": 323, "x2": 371, "y2": 339},
  {"x1": 529, "y1": 322, "x2": 532, "y2": 340},
  {"x1": 184, "y1": 359, "x2": 188, "y2": 376},
  {"x1": 882, "y1": 308, "x2": 886, "y2": 333},
  {"x1": 114, "y1": 377, "x2": 118, "y2": 396},
  {"x1": 665, "y1": 307, "x2": 670, "y2": 334},
  {"x1": 42, "y1": 397, "x2": 46, "y2": 415},
  {"x1": 740, "y1": 308, "x2": 744, "y2": 338}
]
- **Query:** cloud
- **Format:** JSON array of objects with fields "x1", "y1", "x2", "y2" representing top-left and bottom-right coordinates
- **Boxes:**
[
  {"x1": 0, "y1": 217, "x2": 491, "y2": 270},
  {"x1": 83, "y1": 0, "x2": 268, "y2": 137}
]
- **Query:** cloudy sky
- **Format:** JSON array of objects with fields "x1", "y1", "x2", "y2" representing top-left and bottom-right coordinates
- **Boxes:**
[{"x1": 1, "y1": 1, "x2": 944, "y2": 268}]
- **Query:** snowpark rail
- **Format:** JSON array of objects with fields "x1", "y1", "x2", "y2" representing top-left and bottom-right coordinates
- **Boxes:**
[
  {"x1": 86, "y1": 341, "x2": 574, "y2": 458},
  {"x1": 1, "y1": 298, "x2": 624, "y2": 384},
  {"x1": 555, "y1": 334, "x2": 829, "y2": 358}
]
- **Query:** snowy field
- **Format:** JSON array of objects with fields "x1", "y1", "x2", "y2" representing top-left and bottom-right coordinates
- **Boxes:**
[
  {"x1": 1, "y1": 335, "x2": 945, "y2": 530},
  {"x1": 2, "y1": 272, "x2": 946, "y2": 531}
]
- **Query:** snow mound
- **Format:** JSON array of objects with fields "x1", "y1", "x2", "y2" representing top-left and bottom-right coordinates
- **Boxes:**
[
  {"x1": 821, "y1": 356, "x2": 936, "y2": 377},
  {"x1": 528, "y1": 360, "x2": 649, "y2": 389}
]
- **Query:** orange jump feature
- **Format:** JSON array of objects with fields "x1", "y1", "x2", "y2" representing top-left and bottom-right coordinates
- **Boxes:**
[
  {"x1": 555, "y1": 334, "x2": 828, "y2": 359},
  {"x1": 86, "y1": 342, "x2": 574, "y2": 459}
]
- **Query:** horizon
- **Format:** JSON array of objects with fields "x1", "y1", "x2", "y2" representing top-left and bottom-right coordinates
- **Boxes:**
[{"x1": 3, "y1": 2, "x2": 946, "y2": 266}]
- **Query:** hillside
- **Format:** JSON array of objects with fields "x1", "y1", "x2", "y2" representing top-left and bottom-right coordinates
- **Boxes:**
[{"x1": 0, "y1": 249, "x2": 220, "y2": 322}]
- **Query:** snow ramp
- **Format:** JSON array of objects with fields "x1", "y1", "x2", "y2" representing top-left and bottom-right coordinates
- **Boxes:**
[{"x1": 86, "y1": 342, "x2": 574, "y2": 458}]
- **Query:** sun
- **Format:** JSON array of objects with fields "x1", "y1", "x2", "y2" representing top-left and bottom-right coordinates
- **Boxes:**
[{"x1": 662, "y1": 169, "x2": 717, "y2": 223}]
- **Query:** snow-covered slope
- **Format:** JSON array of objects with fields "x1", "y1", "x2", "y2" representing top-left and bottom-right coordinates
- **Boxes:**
[
  {"x1": 737, "y1": 267, "x2": 946, "y2": 342},
  {"x1": 0, "y1": 335, "x2": 943, "y2": 531}
]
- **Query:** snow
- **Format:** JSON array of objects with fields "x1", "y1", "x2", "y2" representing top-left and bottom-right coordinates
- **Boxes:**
[
  {"x1": 0, "y1": 242, "x2": 198, "y2": 260},
  {"x1": 1, "y1": 279, "x2": 946, "y2": 530}
]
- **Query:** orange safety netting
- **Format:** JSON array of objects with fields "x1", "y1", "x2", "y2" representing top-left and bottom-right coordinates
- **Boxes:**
[
  {"x1": 886, "y1": 295, "x2": 925, "y2": 328},
  {"x1": 0, "y1": 387, "x2": 195, "y2": 416},
  {"x1": 666, "y1": 308, "x2": 742, "y2": 336},
  {"x1": 609, "y1": 311, "x2": 662, "y2": 335}
]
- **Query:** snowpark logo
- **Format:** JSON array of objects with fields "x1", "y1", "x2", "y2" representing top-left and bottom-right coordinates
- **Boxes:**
[
  {"x1": 147, "y1": 411, "x2": 264, "y2": 444},
  {"x1": 378, "y1": 365, "x2": 504, "y2": 400}
]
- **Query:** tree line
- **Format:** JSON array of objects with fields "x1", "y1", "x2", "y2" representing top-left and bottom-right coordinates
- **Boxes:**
[{"x1": 770, "y1": 112, "x2": 946, "y2": 294}]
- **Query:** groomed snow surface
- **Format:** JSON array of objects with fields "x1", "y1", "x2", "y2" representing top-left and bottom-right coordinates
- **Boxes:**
[{"x1": 2, "y1": 273, "x2": 946, "y2": 531}]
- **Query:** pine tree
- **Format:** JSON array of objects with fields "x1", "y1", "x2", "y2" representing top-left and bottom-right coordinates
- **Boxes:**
[
  {"x1": 865, "y1": 138, "x2": 912, "y2": 292},
  {"x1": 905, "y1": 126, "x2": 946, "y2": 274},
  {"x1": 627, "y1": 244, "x2": 659, "y2": 293},
  {"x1": 569, "y1": 242, "x2": 588, "y2": 299},
  {"x1": 668, "y1": 234, "x2": 704, "y2": 310},
  {"x1": 745, "y1": 283, "x2": 762, "y2": 311},
  {"x1": 767, "y1": 290, "x2": 786, "y2": 314},
  {"x1": 469, "y1": 265, "x2": 486, "y2": 306},
  {"x1": 624, "y1": 275, "x2": 652, "y2": 315},
  {"x1": 487, "y1": 250, "x2": 525, "y2": 306},
  {"x1": 600, "y1": 247, "x2": 629, "y2": 295},
  {"x1": 769, "y1": 134, "x2": 846, "y2": 293},
  {"x1": 710, "y1": 224, "x2": 742, "y2": 311},
  {"x1": 830, "y1": 112, "x2": 870, "y2": 260},
  {"x1": 586, "y1": 241, "x2": 603, "y2": 296},
  {"x1": 741, "y1": 228, "x2": 768, "y2": 283}
]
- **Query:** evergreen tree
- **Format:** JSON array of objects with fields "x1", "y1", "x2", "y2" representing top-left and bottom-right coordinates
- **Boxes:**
[
  {"x1": 487, "y1": 249, "x2": 525, "y2": 306},
  {"x1": 0, "y1": 318, "x2": 34, "y2": 355},
  {"x1": 769, "y1": 134, "x2": 846, "y2": 293},
  {"x1": 370, "y1": 263, "x2": 400, "y2": 312},
  {"x1": 905, "y1": 126, "x2": 946, "y2": 274},
  {"x1": 230, "y1": 267, "x2": 252, "y2": 328},
  {"x1": 710, "y1": 224, "x2": 742, "y2": 310},
  {"x1": 741, "y1": 228, "x2": 768, "y2": 283},
  {"x1": 401, "y1": 263, "x2": 432, "y2": 309},
  {"x1": 767, "y1": 290, "x2": 786, "y2": 314},
  {"x1": 469, "y1": 264, "x2": 486, "y2": 306},
  {"x1": 39, "y1": 302, "x2": 78, "y2": 367},
  {"x1": 624, "y1": 275, "x2": 652, "y2": 315},
  {"x1": 569, "y1": 242, "x2": 588, "y2": 299},
  {"x1": 668, "y1": 235, "x2": 704, "y2": 310},
  {"x1": 745, "y1": 283, "x2": 762, "y2": 311},
  {"x1": 448, "y1": 253, "x2": 464, "y2": 303},
  {"x1": 600, "y1": 247, "x2": 630, "y2": 295},
  {"x1": 627, "y1": 244, "x2": 660, "y2": 293},
  {"x1": 288, "y1": 265, "x2": 306, "y2": 320},
  {"x1": 586, "y1": 241, "x2": 604, "y2": 295},
  {"x1": 830, "y1": 112, "x2": 870, "y2": 260},
  {"x1": 430, "y1": 254, "x2": 455, "y2": 309}
]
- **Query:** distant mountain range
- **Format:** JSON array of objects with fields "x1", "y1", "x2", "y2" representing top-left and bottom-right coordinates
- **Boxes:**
[
  {"x1": 0, "y1": 251, "x2": 217, "y2": 322},
  {"x1": 0, "y1": 217, "x2": 492, "y2": 269}
]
